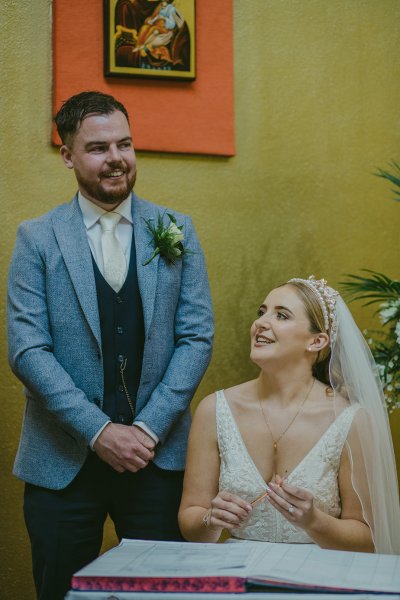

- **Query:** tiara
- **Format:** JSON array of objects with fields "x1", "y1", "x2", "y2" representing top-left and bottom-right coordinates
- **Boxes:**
[{"x1": 287, "y1": 275, "x2": 339, "y2": 341}]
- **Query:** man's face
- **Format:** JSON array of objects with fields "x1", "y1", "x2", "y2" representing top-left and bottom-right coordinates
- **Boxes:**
[{"x1": 60, "y1": 110, "x2": 137, "y2": 209}]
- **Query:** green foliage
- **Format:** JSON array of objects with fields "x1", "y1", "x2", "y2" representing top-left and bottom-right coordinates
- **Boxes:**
[
  {"x1": 340, "y1": 270, "x2": 400, "y2": 307},
  {"x1": 375, "y1": 161, "x2": 400, "y2": 202},
  {"x1": 341, "y1": 270, "x2": 400, "y2": 413},
  {"x1": 340, "y1": 162, "x2": 400, "y2": 412}
]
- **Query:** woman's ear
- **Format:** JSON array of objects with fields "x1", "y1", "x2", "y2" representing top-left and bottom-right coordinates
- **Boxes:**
[{"x1": 307, "y1": 332, "x2": 330, "y2": 353}]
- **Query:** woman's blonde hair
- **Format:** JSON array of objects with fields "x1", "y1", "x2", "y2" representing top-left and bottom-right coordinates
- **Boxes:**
[{"x1": 284, "y1": 281, "x2": 332, "y2": 385}]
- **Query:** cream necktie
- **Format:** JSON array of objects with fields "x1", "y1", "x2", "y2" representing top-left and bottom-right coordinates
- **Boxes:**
[{"x1": 99, "y1": 212, "x2": 127, "y2": 292}]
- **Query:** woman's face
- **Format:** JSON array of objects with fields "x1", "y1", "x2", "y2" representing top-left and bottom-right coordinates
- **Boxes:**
[{"x1": 250, "y1": 284, "x2": 315, "y2": 367}]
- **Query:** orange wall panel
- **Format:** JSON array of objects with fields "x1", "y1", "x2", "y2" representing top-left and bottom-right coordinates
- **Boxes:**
[{"x1": 53, "y1": 0, "x2": 235, "y2": 155}]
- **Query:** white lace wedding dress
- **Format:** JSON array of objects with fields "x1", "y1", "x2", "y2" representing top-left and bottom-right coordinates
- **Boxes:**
[{"x1": 216, "y1": 390, "x2": 359, "y2": 544}]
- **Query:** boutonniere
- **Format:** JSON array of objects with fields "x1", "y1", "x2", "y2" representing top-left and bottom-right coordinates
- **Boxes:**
[{"x1": 143, "y1": 212, "x2": 189, "y2": 266}]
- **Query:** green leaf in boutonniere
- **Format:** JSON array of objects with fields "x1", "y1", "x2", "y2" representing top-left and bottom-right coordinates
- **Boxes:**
[{"x1": 143, "y1": 212, "x2": 190, "y2": 266}]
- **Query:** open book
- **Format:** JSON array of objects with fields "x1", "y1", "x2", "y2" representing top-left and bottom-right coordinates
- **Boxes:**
[{"x1": 71, "y1": 539, "x2": 400, "y2": 594}]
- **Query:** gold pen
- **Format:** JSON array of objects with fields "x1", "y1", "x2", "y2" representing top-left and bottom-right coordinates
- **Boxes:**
[{"x1": 251, "y1": 486, "x2": 271, "y2": 506}]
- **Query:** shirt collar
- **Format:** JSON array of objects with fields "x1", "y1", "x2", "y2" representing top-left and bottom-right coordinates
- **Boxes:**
[{"x1": 78, "y1": 192, "x2": 133, "y2": 229}]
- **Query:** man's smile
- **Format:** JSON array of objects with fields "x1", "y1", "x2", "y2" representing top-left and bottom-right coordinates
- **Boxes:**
[{"x1": 103, "y1": 169, "x2": 125, "y2": 178}]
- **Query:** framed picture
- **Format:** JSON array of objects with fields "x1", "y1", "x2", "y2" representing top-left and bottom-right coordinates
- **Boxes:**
[{"x1": 104, "y1": 0, "x2": 196, "y2": 80}]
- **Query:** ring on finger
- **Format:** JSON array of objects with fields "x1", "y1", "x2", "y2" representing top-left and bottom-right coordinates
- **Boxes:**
[
  {"x1": 287, "y1": 504, "x2": 295, "y2": 514},
  {"x1": 202, "y1": 508, "x2": 213, "y2": 528}
]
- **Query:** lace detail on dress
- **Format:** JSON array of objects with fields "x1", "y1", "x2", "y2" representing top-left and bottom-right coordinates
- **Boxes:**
[{"x1": 216, "y1": 390, "x2": 359, "y2": 544}]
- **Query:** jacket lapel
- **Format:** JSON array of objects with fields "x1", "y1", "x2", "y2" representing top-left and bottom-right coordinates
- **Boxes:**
[
  {"x1": 132, "y1": 193, "x2": 159, "y2": 336},
  {"x1": 52, "y1": 196, "x2": 101, "y2": 349}
]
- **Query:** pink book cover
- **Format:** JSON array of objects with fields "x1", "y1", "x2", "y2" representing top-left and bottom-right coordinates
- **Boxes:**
[{"x1": 71, "y1": 575, "x2": 246, "y2": 593}]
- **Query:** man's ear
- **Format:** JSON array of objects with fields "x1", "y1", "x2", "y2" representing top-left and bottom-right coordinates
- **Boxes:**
[
  {"x1": 60, "y1": 145, "x2": 74, "y2": 169},
  {"x1": 307, "y1": 332, "x2": 330, "y2": 353}
]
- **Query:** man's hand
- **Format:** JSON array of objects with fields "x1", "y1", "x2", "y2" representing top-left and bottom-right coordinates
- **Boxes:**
[{"x1": 94, "y1": 423, "x2": 156, "y2": 473}]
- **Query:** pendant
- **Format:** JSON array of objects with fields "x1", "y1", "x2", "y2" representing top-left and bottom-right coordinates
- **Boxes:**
[{"x1": 272, "y1": 442, "x2": 278, "y2": 477}]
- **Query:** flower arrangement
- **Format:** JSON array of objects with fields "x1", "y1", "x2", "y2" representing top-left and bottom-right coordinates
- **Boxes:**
[
  {"x1": 143, "y1": 212, "x2": 188, "y2": 266},
  {"x1": 341, "y1": 162, "x2": 400, "y2": 413}
]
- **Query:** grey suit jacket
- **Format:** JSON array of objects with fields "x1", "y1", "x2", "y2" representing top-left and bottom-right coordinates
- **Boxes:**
[{"x1": 7, "y1": 193, "x2": 213, "y2": 490}]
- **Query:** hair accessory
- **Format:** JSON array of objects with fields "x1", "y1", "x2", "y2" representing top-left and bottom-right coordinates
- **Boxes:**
[{"x1": 288, "y1": 275, "x2": 339, "y2": 341}]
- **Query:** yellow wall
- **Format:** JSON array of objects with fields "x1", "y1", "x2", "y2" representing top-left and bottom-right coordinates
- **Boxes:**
[{"x1": 1, "y1": 1, "x2": 400, "y2": 597}]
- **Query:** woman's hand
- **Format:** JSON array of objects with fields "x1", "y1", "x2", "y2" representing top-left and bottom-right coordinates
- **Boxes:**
[
  {"x1": 205, "y1": 490, "x2": 252, "y2": 531},
  {"x1": 266, "y1": 476, "x2": 317, "y2": 530}
]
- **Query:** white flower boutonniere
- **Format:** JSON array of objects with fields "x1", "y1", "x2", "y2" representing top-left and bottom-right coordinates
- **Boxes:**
[{"x1": 143, "y1": 212, "x2": 190, "y2": 266}]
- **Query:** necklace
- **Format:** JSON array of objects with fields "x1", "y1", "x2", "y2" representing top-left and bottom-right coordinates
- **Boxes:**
[{"x1": 257, "y1": 378, "x2": 315, "y2": 474}]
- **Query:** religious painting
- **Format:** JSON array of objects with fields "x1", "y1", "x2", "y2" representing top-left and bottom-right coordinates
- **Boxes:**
[{"x1": 104, "y1": 0, "x2": 196, "y2": 80}]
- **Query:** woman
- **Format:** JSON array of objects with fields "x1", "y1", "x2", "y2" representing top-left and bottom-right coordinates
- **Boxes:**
[{"x1": 178, "y1": 276, "x2": 400, "y2": 553}]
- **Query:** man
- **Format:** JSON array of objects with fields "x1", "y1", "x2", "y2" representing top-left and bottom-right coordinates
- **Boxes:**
[{"x1": 7, "y1": 91, "x2": 213, "y2": 600}]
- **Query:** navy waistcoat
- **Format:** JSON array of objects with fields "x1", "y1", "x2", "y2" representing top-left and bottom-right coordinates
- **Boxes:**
[{"x1": 92, "y1": 236, "x2": 145, "y2": 424}]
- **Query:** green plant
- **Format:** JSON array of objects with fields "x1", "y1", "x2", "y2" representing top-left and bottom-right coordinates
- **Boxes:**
[
  {"x1": 340, "y1": 164, "x2": 400, "y2": 412},
  {"x1": 376, "y1": 160, "x2": 400, "y2": 202},
  {"x1": 341, "y1": 270, "x2": 400, "y2": 413}
]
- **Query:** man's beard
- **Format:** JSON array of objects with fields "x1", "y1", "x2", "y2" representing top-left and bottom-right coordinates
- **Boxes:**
[
  {"x1": 79, "y1": 169, "x2": 137, "y2": 206},
  {"x1": 96, "y1": 169, "x2": 137, "y2": 205}
]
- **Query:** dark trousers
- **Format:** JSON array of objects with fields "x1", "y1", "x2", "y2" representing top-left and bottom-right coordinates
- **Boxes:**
[{"x1": 24, "y1": 454, "x2": 184, "y2": 600}]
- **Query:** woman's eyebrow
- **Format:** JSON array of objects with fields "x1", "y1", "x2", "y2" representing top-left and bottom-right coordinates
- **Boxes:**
[
  {"x1": 275, "y1": 305, "x2": 294, "y2": 315},
  {"x1": 259, "y1": 303, "x2": 295, "y2": 316}
]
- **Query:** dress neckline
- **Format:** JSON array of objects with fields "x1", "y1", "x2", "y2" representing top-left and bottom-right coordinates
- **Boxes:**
[{"x1": 217, "y1": 390, "x2": 356, "y2": 490}]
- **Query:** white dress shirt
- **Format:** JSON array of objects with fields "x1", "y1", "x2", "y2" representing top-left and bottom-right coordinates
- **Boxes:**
[
  {"x1": 78, "y1": 193, "x2": 159, "y2": 449},
  {"x1": 78, "y1": 192, "x2": 133, "y2": 276}
]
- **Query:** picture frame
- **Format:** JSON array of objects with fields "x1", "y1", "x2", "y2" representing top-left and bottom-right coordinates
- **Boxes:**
[{"x1": 104, "y1": 0, "x2": 196, "y2": 81}]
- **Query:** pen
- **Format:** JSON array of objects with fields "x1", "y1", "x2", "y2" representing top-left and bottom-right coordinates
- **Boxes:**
[{"x1": 251, "y1": 486, "x2": 271, "y2": 506}]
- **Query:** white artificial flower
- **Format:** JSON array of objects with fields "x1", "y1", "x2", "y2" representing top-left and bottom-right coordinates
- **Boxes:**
[
  {"x1": 167, "y1": 222, "x2": 184, "y2": 245},
  {"x1": 395, "y1": 320, "x2": 400, "y2": 345},
  {"x1": 377, "y1": 363, "x2": 386, "y2": 378},
  {"x1": 379, "y1": 301, "x2": 399, "y2": 324}
]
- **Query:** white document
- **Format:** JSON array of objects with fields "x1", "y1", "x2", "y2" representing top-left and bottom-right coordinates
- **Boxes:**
[
  {"x1": 246, "y1": 542, "x2": 400, "y2": 593},
  {"x1": 75, "y1": 539, "x2": 251, "y2": 577}
]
